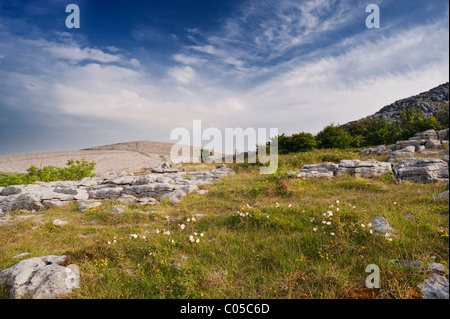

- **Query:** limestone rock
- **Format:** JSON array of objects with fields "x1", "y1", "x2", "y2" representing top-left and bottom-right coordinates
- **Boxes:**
[
  {"x1": 0, "y1": 255, "x2": 79, "y2": 299},
  {"x1": 370, "y1": 216, "x2": 394, "y2": 234},
  {"x1": 297, "y1": 162, "x2": 338, "y2": 179},
  {"x1": 431, "y1": 190, "x2": 449, "y2": 201},
  {"x1": 336, "y1": 160, "x2": 392, "y2": 178},
  {"x1": 388, "y1": 146, "x2": 415, "y2": 162},
  {"x1": 418, "y1": 273, "x2": 449, "y2": 299},
  {"x1": 78, "y1": 201, "x2": 102, "y2": 212},
  {"x1": 394, "y1": 158, "x2": 449, "y2": 183},
  {"x1": 425, "y1": 139, "x2": 442, "y2": 149}
]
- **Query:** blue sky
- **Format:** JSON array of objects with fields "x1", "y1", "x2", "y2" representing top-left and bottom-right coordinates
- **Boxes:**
[{"x1": 0, "y1": 0, "x2": 449, "y2": 155}]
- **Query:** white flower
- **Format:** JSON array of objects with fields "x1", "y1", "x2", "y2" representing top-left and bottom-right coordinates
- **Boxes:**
[
  {"x1": 163, "y1": 230, "x2": 171, "y2": 236},
  {"x1": 322, "y1": 220, "x2": 327, "y2": 224},
  {"x1": 165, "y1": 215, "x2": 169, "y2": 219},
  {"x1": 171, "y1": 239, "x2": 175, "y2": 243},
  {"x1": 352, "y1": 206, "x2": 356, "y2": 209},
  {"x1": 156, "y1": 229, "x2": 160, "y2": 234},
  {"x1": 369, "y1": 230, "x2": 373, "y2": 234},
  {"x1": 323, "y1": 213, "x2": 327, "y2": 216},
  {"x1": 142, "y1": 236, "x2": 146, "y2": 239},
  {"x1": 327, "y1": 211, "x2": 333, "y2": 216},
  {"x1": 288, "y1": 204, "x2": 292, "y2": 208},
  {"x1": 313, "y1": 227, "x2": 318, "y2": 232},
  {"x1": 385, "y1": 233, "x2": 390, "y2": 237},
  {"x1": 187, "y1": 218, "x2": 191, "y2": 222},
  {"x1": 310, "y1": 218, "x2": 315, "y2": 222},
  {"x1": 367, "y1": 223, "x2": 372, "y2": 227},
  {"x1": 200, "y1": 232, "x2": 204, "y2": 237},
  {"x1": 336, "y1": 207, "x2": 339, "y2": 212},
  {"x1": 387, "y1": 238, "x2": 393, "y2": 242},
  {"x1": 130, "y1": 234, "x2": 138, "y2": 239},
  {"x1": 330, "y1": 232, "x2": 335, "y2": 236},
  {"x1": 196, "y1": 238, "x2": 200, "y2": 243},
  {"x1": 189, "y1": 236, "x2": 194, "y2": 242},
  {"x1": 336, "y1": 200, "x2": 339, "y2": 204},
  {"x1": 393, "y1": 202, "x2": 396, "y2": 205},
  {"x1": 275, "y1": 202, "x2": 279, "y2": 208},
  {"x1": 361, "y1": 224, "x2": 365, "y2": 228},
  {"x1": 107, "y1": 241, "x2": 111, "y2": 245},
  {"x1": 194, "y1": 232, "x2": 198, "y2": 236},
  {"x1": 326, "y1": 221, "x2": 331, "y2": 225},
  {"x1": 113, "y1": 240, "x2": 116, "y2": 243},
  {"x1": 192, "y1": 216, "x2": 196, "y2": 222},
  {"x1": 180, "y1": 224, "x2": 185, "y2": 230}
]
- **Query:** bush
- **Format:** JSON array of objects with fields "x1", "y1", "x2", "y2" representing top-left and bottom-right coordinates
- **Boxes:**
[
  {"x1": 343, "y1": 118, "x2": 395, "y2": 147},
  {"x1": 316, "y1": 124, "x2": 354, "y2": 149},
  {"x1": 276, "y1": 132, "x2": 317, "y2": 154},
  {"x1": 434, "y1": 102, "x2": 449, "y2": 128},
  {"x1": 394, "y1": 107, "x2": 441, "y2": 141}
]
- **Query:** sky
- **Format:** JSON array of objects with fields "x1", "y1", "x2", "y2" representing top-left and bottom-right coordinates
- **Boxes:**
[{"x1": 0, "y1": 0, "x2": 449, "y2": 155}]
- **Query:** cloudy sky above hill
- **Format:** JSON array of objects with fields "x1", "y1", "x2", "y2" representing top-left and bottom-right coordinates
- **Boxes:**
[{"x1": 0, "y1": 0, "x2": 448, "y2": 155}]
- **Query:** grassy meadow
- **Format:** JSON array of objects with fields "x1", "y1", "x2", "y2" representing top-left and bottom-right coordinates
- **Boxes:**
[{"x1": 0, "y1": 149, "x2": 448, "y2": 299}]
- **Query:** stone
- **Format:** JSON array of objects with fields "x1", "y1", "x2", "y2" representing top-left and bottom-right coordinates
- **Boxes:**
[
  {"x1": 52, "y1": 219, "x2": 68, "y2": 226},
  {"x1": 395, "y1": 140, "x2": 421, "y2": 151},
  {"x1": 161, "y1": 189, "x2": 186, "y2": 204},
  {"x1": 437, "y1": 128, "x2": 449, "y2": 141},
  {"x1": 418, "y1": 273, "x2": 449, "y2": 299},
  {"x1": 370, "y1": 216, "x2": 394, "y2": 234},
  {"x1": 0, "y1": 255, "x2": 79, "y2": 299},
  {"x1": 108, "y1": 205, "x2": 126, "y2": 214},
  {"x1": 431, "y1": 190, "x2": 449, "y2": 201},
  {"x1": 394, "y1": 158, "x2": 449, "y2": 183},
  {"x1": 388, "y1": 146, "x2": 415, "y2": 162},
  {"x1": 298, "y1": 162, "x2": 338, "y2": 179},
  {"x1": 125, "y1": 183, "x2": 174, "y2": 198},
  {"x1": 78, "y1": 201, "x2": 102, "y2": 212},
  {"x1": 116, "y1": 194, "x2": 138, "y2": 204},
  {"x1": 88, "y1": 187, "x2": 123, "y2": 200},
  {"x1": 0, "y1": 185, "x2": 23, "y2": 196},
  {"x1": 413, "y1": 129, "x2": 438, "y2": 141},
  {"x1": 336, "y1": 160, "x2": 392, "y2": 178},
  {"x1": 135, "y1": 197, "x2": 159, "y2": 207},
  {"x1": 425, "y1": 139, "x2": 442, "y2": 149}
]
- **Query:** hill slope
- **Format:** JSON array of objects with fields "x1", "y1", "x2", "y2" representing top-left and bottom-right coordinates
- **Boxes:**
[{"x1": 359, "y1": 82, "x2": 449, "y2": 122}]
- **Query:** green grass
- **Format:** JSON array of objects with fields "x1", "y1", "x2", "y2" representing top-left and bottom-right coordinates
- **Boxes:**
[{"x1": 0, "y1": 150, "x2": 448, "y2": 299}]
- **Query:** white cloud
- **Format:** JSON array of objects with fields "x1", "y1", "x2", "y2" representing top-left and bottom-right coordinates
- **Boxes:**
[
  {"x1": 44, "y1": 45, "x2": 121, "y2": 63},
  {"x1": 167, "y1": 66, "x2": 196, "y2": 84}
]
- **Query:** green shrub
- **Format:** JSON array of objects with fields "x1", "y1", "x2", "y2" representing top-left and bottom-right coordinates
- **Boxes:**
[
  {"x1": 316, "y1": 124, "x2": 354, "y2": 149},
  {"x1": 275, "y1": 132, "x2": 317, "y2": 154}
]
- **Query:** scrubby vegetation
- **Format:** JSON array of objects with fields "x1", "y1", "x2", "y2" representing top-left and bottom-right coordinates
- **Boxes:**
[
  {"x1": 273, "y1": 107, "x2": 449, "y2": 154},
  {"x1": 0, "y1": 160, "x2": 96, "y2": 187}
]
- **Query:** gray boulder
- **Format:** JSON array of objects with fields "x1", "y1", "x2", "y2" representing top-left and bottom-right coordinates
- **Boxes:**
[
  {"x1": 161, "y1": 189, "x2": 187, "y2": 204},
  {"x1": 0, "y1": 255, "x2": 79, "y2": 299},
  {"x1": 418, "y1": 273, "x2": 449, "y2": 299},
  {"x1": 431, "y1": 190, "x2": 449, "y2": 201},
  {"x1": 394, "y1": 158, "x2": 449, "y2": 183},
  {"x1": 388, "y1": 146, "x2": 415, "y2": 162},
  {"x1": 437, "y1": 128, "x2": 449, "y2": 141},
  {"x1": 370, "y1": 216, "x2": 394, "y2": 234}
]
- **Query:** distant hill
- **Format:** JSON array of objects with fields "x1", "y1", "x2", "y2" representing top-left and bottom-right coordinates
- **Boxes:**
[{"x1": 354, "y1": 82, "x2": 449, "y2": 123}]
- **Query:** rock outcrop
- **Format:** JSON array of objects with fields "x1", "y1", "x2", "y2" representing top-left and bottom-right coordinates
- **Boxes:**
[
  {"x1": 353, "y1": 83, "x2": 449, "y2": 122},
  {"x1": 0, "y1": 165, "x2": 234, "y2": 214},
  {"x1": 393, "y1": 158, "x2": 449, "y2": 183}
]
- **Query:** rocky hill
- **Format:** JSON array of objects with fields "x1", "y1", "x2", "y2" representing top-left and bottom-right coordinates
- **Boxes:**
[{"x1": 358, "y1": 82, "x2": 449, "y2": 122}]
